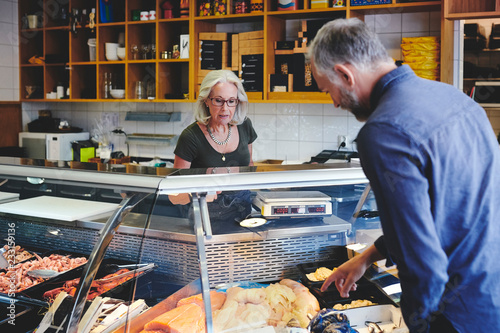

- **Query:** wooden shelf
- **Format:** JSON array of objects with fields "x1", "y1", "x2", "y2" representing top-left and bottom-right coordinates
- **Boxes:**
[
  {"x1": 18, "y1": 0, "x2": 447, "y2": 104},
  {"x1": 444, "y1": 0, "x2": 500, "y2": 19},
  {"x1": 446, "y1": 11, "x2": 500, "y2": 20},
  {"x1": 268, "y1": 91, "x2": 332, "y2": 102}
]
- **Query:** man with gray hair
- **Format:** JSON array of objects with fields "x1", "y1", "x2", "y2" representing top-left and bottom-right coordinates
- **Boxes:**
[{"x1": 308, "y1": 18, "x2": 500, "y2": 332}]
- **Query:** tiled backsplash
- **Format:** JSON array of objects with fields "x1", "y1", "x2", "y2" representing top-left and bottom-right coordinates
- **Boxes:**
[
  {"x1": 21, "y1": 101, "x2": 362, "y2": 162},
  {"x1": 8, "y1": 6, "x2": 441, "y2": 162},
  {"x1": 0, "y1": 0, "x2": 19, "y2": 101}
]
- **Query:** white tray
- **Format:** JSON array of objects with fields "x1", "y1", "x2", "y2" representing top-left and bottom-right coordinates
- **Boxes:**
[
  {"x1": 0, "y1": 192, "x2": 19, "y2": 204},
  {"x1": 0, "y1": 195, "x2": 118, "y2": 221},
  {"x1": 339, "y1": 304, "x2": 408, "y2": 333}
]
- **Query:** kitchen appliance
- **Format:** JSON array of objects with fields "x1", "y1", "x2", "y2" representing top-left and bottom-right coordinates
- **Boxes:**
[
  {"x1": 472, "y1": 81, "x2": 500, "y2": 106},
  {"x1": 253, "y1": 191, "x2": 332, "y2": 218},
  {"x1": 19, "y1": 132, "x2": 90, "y2": 161},
  {"x1": 18, "y1": 132, "x2": 47, "y2": 159}
]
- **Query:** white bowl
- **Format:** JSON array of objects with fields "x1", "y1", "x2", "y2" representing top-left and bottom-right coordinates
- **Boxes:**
[
  {"x1": 105, "y1": 43, "x2": 119, "y2": 61},
  {"x1": 110, "y1": 89, "x2": 125, "y2": 99},
  {"x1": 117, "y1": 47, "x2": 126, "y2": 60}
]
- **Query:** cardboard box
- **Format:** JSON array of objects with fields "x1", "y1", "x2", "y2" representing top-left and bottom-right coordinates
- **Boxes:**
[
  {"x1": 275, "y1": 49, "x2": 294, "y2": 55},
  {"x1": 239, "y1": 39, "x2": 264, "y2": 48},
  {"x1": 275, "y1": 40, "x2": 295, "y2": 50},
  {"x1": 270, "y1": 74, "x2": 293, "y2": 92},
  {"x1": 292, "y1": 53, "x2": 317, "y2": 91},
  {"x1": 200, "y1": 40, "x2": 228, "y2": 50},
  {"x1": 240, "y1": 46, "x2": 264, "y2": 55},
  {"x1": 198, "y1": 69, "x2": 212, "y2": 78},
  {"x1": 198, "y1": 32, "x2": 228, "y2": 40},
  {"x1": 199, "y1": 40, "x2": 229, "y2": 69},
  {"x1": 311, "y1": 0, "x2": 329, "y2": 8},
  {"x1": 351, "y1": 0, "x2": 391, "y2": 5},
  {"x1": 278, "y1": 0, "x2": 299, "y2": 10},
  {"x1": 275, "y1": 54, "x2": 294, "y2": 75},
  {"x1": 254, "y1": 159, "x2": 284, "y2": 166},
  {"x1": 232, "y1": 34, "x2": 239, "y2": 70},
  {"x1": 239, "y1": 30, "x2": 264, "y2": 40}
]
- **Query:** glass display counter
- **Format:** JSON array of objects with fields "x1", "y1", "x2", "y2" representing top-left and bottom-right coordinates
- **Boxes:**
[{"x1": 0, "y1": 157, "x2": 386, "y2": 333}]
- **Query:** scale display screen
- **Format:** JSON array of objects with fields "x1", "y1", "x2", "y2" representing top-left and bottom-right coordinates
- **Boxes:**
[{"x1": 273, "y1": 204, "x2": 328, "y2": 215}]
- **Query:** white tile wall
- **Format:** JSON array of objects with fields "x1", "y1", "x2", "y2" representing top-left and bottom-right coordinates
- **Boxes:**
[
  {"x1": 0, "y1": 0, "x2": 19, "y2": 101},
  {"x1": 15, "y1": 9, "x2": 442, "y2": 163}
]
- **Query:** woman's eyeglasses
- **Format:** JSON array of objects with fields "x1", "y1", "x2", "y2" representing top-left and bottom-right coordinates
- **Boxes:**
[{"x1": 209, "y1": 97, "x2": 239, "y2": 107}]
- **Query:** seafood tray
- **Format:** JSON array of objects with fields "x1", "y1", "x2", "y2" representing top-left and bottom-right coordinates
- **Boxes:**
[
  {"x1": 1, "y1": 244, "x2": 36, "y2": 263},
  {"x1": 0, "y1": 249, "x2": 89, "y2": 298},
  {"x1": 27, "y1": 258, "x2": 155, "y2": 303},
  {"x1": 309, "y1": 281, "x2": 397, "y2": 310}
]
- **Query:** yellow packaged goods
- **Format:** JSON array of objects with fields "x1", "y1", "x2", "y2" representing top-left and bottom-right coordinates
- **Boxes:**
[
  {"x1": 405, "y1": 60, "x2": 439, "y2": 70},
  {"x1": 401, "y1": 42, "x2": 440, "y2": 51},
  {"x1": 401, "y1": 35, "x2": 440, "y2": 81},
  {"x1": 306, "y1": 266, "x2": 337, "y2": 281},
  {"x1": 401, "y1": 36, "x2": 439, "y2": 44},
  {"x1": 402, "y1": 49, "x2": 440, "y2": 58},
  {"x1": 403, "y1": 54, "x2": 440, "y2": 63}
]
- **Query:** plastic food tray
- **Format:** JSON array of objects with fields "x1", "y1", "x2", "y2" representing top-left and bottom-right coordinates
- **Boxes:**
[
  {"x1": 310, "y1": 281, "x2": 397, "y2": 310},
  {"x1": 26, "y1": 258, "x2": 155, "y2": 302},
  {"x1": 0, "y1": 249, "x2": 89, "y2": 298},
  {"x1": 297, "y1": 259, "x2": 346, "y2": 289}
]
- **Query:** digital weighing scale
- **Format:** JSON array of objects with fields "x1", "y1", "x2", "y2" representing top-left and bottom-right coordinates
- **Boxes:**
[{"x1": 253, "y1": 191, "x2": 332, "y2": 218}]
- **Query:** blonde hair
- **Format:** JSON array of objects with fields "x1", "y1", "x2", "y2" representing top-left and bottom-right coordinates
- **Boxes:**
[{"x1": 195, "y1": 70, "x2": 249, "y2": 125}]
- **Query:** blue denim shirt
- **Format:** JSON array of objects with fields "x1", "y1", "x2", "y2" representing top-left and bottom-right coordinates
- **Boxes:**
[{"x1": 357, "y1": 65, "x2": 500, "y2": 332}]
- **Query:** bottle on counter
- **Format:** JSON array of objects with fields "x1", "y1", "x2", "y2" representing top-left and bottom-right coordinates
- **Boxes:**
[{"x1": 172, "y1": 45, "x2": 180, "y2": 59}]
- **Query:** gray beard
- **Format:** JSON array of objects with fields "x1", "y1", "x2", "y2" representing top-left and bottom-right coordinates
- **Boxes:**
[{"x1": 339, "y1": 88, "x2": 371, "y2": 122}]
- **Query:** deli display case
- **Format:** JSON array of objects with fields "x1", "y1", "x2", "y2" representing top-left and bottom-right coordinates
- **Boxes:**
[{"x1": 0, "y1": 156, "x2": 402, "y2": 333}]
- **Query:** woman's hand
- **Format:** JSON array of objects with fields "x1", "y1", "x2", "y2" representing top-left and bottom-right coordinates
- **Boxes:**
[
  {"x1": 168, "y1": 193, "x2": 192, "y2": 205},
  {"x1": 168, "y1": 193, "x2": 219, "y2": 205}
]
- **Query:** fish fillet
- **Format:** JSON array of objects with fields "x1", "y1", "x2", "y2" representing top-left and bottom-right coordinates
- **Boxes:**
[
  {"x1": 177, "y1": 290, "x2": 227, "y2": 311},
  {"x1": 144, "y1": 303, "x2": 204, "y2": 332}
]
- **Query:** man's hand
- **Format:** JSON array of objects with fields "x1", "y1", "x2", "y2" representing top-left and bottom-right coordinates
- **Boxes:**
[{"x1": 321, "y1": 244, "x2": 385, "y2": 297}]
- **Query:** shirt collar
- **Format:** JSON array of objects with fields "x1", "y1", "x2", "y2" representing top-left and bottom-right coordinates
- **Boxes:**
[{"x1": 370, "y1": 65, "x2": 415, "y2": 111}]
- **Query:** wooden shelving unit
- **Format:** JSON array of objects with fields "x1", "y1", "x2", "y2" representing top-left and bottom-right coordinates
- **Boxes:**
[
  {"x1": 19, "y1": 0, "x2": 446, "y2": 104},
  {"x1": 444, "y1": 0, "x2": 500, "y2": 20}
]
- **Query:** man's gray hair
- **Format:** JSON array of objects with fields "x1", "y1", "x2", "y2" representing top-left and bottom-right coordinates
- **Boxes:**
[
  {"x1": 307, "y1": 18, "x2": 392, "y2": 81},
  {"x1": 195, "y1": 69, "x2": 249, "y2": 125}
]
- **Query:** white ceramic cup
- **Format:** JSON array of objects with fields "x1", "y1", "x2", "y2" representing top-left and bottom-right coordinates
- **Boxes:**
[
  {"x1": 140, "y1": 11, "x2": 149, "y2": 21},
  {"x1": 105, "y1": 42, "x2": 119, "y2": 61},
  {"x1": 27, "y1": 15, "x2": 38, "y2": 29},
  {"x1": 116, "y1": 47, "x2": 126, "y2": 60},
  {"x1": 149, "y1": 10, "x2": 156, "y2": 20},
  {"x1": 57, "y1": 86, "x2": 64, "y2": 99}
]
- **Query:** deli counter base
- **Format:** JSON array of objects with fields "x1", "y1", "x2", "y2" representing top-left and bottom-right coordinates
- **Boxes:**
[{"x1": 339, "y1": 304, "x2": 408, "y2": 333}]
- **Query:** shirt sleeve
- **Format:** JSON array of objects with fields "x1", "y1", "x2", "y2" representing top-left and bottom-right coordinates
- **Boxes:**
[
  {"x1": 174, "y1": 125, "x2": 201, "y2": 163},
  {"x1": 357, "y1": 122, "x2": 449, "y2": 331},
  {"x1": 243, "y1": 118, "x2": 258, "y2": 144},
  {"x1": 373, "y1": 236, "x2": 394, "y2": 267},
  {"x1": 373, "y1": 236, "x2": 387, "y2": 257}
]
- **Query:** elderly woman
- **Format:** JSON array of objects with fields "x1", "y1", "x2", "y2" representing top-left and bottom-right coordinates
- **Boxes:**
[{"x1": 174, "y1": 70, "x2": 257, "y2": 168}]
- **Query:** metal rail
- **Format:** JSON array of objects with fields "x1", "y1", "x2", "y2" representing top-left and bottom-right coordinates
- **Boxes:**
[{"x1": 66, "y1": 192, "x2": 150, "y2": 333}]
